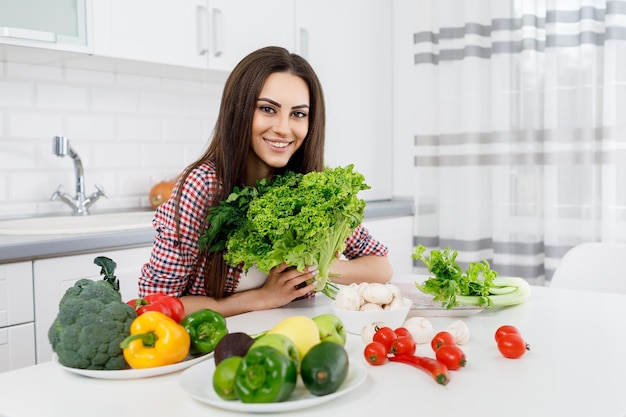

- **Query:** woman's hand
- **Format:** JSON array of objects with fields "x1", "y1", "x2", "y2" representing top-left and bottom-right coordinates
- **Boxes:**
[{"x1": 260, "y1": 263, "x2": 316, "y2": 308}]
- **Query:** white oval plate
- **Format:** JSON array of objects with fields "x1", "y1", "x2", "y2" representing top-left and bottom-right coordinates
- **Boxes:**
[
  {"x1": 396, "y1": 283, "x2": 484, "y2": 317},
  {"x1": 407, "y1": 304, "x2": 483, "y2": 317},
  {"x1": 180, "y1": 358, "x2": 367, "y2": 413},
  {"x1": 53, "y1": 352, "x2": 212, "y2": 379}
]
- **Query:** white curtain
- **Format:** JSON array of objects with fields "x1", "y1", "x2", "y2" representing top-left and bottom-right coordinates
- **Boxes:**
[{"x1": 411, "y1": 0, "x2": 626, "y2": 285}]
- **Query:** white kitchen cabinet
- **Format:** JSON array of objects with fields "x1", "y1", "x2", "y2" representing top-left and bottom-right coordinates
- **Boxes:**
[
  {"x1": 94, "y1": 0, "x2": 208, "y2": 69},
  {"x1": 0, "y1": 324, "x2": 36, "y2": 373},
  {"x1": 33, "y1": 246, "x2": 152, "y2": 364},
  {"x1": 204, "y1": 0, "x2": 295, "y2": 71},
  {"x1": 0, "y1": 0, "x2": 92, "y2": 53},
  {"x1": 0, "y1": 262, "x2": 36, "y2": 372},
  {"x1": 294, "y1": 0, "x2": 393, "y2": 201},
  {"x1": 93, "y1": 1, "x2": 393, "y2": 199},
  {"x1": 94, "y1": 0, "x2": 294, "y2": 71},
  {"x1": 363, "y1": 216, "x2": 414, "y2": 279}
]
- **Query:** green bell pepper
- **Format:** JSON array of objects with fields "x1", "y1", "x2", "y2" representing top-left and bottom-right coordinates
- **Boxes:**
[
  {"x1": 234, "y1": 345, "x2": 297, "y2": 403},
  {"x1": 180, "y1": 308, "x2": 228, "y2": 354}
]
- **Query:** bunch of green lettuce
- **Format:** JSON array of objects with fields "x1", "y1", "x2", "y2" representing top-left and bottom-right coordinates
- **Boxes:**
[{"x1": 199, "y1": 165, "x2": 370, "y2": 299}]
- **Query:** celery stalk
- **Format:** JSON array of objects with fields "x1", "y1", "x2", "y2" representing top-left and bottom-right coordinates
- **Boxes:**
[
  {"x1": 412, "y1": 245, "x2": 531, "y2": 309},
  {"x1": 455, "y1": 277, "x2": 531, "y2": 307}
]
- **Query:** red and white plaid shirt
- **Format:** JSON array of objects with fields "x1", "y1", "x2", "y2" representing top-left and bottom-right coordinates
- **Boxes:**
[{"x1": 139, "y1": 161, "x2": 389, "y2": 298}]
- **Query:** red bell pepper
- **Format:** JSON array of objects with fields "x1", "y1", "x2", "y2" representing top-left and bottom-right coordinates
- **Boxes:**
[{"x1": 126, "y1": 293, "x2": 185, "y2": 323}]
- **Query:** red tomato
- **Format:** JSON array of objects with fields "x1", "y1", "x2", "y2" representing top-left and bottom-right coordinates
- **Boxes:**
[
  {"x1": 435, "y1": 344, "x2": 467, "y2": 370},
  {"x1": 431, "y1": 331, "x2": 456, "y2": 352},
  {"x1": 373, "y1": 326, "x2": 398, "y2": 354},
  {"x1": 495, "y1": 325, "x2": 521, "y2": 342},
  {"x1": 364, "y1": 341, "x2": 388, "y2": 366},
  {"x1": 394, "y1": 327, "x2": 412, "y2": 339},
  {"x1": 390, "y1": 336, "x2": 417, "y2": 356},
  {"x1": 497, "y1": 333, "x2": 530, "y2": 359}
]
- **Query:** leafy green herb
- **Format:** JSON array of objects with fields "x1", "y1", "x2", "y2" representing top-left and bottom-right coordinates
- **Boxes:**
[
  {"x1": 412, "y1": 244, "x2": 498, "y2": 308},
  {"x1": 199, "y1": 177, "x2": 274, "y2": 254},
  {"x1": 199, "y1": 165, "x2": 370, "y2": 299}
]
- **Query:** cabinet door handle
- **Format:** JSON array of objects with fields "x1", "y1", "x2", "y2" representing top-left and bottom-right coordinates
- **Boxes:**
[
  {"x1": 299, "y1": 28, "x2": 309, "y2": 59},
  {"x1": 196, "y1": 5, "x2": 209, "y2": 56},
  {"x1": 211, "y1": 8, "x2": 223, "y2": 58},
  {"x1": 0, "y1": 27, "x2": 56, "y2": 43}
]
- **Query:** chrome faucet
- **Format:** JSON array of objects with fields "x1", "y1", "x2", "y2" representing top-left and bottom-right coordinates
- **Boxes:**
[{"x1": 51, "y1": 136, "x2": 107, "y2": 215}]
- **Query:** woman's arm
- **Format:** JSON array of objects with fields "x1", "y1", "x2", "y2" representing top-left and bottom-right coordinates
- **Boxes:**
[
  {"x1": 329, "y1": 255, "x2": 393, "y2": 285},
  {"x1": 180, "y1": 263, "x2": 318, "y2": 317},
  {"x1": 330, "y1": 224, "x2": 394, "y2": 285},
  {"x1": 139, "y1": 163, "x2": 217, "y2": 298}
]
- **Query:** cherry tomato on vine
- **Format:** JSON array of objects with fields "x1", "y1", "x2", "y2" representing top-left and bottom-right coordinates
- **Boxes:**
[
  {"x1": 435, "y1": 344, "x2": 467, "y2": 370},
  {"x1": 364, "y1": 341, "x2": 388, "y2": 366},
  {"x1": 431, "y1": 331, "x2": 456, "y2": 352},
  {"x1": 390, "y1": 336, "x2": 417, "y2": 356},
  {"x1": 495, "y1": 325, "x2": 521, "y2": 342},
  {"x1": 497, "y1": 333, "x2": 530, "y2": 359},
  {"x1": 373, "y1": 326, "x2": 398, "y2": 353},
  {"x1": 394, "y1": 327, "x2": 412, "y2": 339}
]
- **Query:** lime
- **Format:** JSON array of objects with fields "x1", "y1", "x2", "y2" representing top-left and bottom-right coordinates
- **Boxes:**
[{"x1": 212, "y1": 355, "x2": 243, "y2": 400}]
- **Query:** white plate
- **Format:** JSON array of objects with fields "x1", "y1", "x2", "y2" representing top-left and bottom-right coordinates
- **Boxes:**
[
  {"x1": 396, "y1": 283, "x2": 484, "y2": 317},
  {"x1": 53, "y1": 352, "x2": 212, "y2": 379},
  {"x1": 180, "y1": 358, "x2": 368, "y2": 413}
]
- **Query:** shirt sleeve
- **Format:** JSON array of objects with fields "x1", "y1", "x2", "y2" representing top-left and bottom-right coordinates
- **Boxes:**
[
  {"x1": 342, "y1": 224, "x2": 389, "y2": 259},
  {"x1": 139, "y1": 163, "x2": 218, "y2": 297}
]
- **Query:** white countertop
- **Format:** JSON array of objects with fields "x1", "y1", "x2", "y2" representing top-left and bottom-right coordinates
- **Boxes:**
[
  {"x1": 0, "y1": 199, "x2": 413, "y2": 263},
  {"x1": 1, "y1": 284, "x2": 624, "y2": 417}
]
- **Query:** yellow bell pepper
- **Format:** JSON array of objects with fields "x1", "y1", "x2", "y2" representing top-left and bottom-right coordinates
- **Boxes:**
[{"x1": 120, "y1": 311, "x2": 190, "y2": 369}]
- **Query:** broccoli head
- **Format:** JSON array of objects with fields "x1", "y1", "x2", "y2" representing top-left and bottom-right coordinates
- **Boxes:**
[{"x1": 48, "y1": 257, "x2": 137, "y2": 370}]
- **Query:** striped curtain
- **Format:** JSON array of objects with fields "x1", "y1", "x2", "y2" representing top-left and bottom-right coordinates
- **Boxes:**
[{"x1": 410, "y1": 0, "x2": 626, "y2": 285}]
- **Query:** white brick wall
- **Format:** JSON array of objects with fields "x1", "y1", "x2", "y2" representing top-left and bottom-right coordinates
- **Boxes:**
[{"x1": 0, "y1": 59, "x2": 222, "y2": 218}]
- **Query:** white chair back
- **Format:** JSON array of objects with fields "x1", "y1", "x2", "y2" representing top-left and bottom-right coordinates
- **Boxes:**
[{"x1": 550, "y1": 242, "x2": 626, "y2": 294}]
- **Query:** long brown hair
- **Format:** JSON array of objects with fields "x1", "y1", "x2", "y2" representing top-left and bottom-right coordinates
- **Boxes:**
[{"x1": 173, "y1": 46, "x2": 326, "y2": 298}]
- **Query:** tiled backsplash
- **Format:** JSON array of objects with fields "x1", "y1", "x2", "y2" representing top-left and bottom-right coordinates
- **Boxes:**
[{"x1": 0, "y1": 59, "x2": 223, "y2": 219}]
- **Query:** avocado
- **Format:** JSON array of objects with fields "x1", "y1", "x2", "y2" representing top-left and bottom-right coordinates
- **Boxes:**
[
  {"x1": 214, "y1": 332, "x2": 255, "y2": 366},
  {"x1": 300, "y1": 341, "x2": 349, "y2": 396}
]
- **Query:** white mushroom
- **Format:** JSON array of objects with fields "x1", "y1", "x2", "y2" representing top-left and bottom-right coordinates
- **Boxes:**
[
  {"x1": 359, "y1": 302, "x2": 384, "y2": 311},
  {"x1": 360, "y1": 321, "x2": 386, "y2": 344},
  {"x1": 446, "y1": 320, "x2": 470, "y2": 345},
  {"x1": 387, "y1": 283, "x2": 403, "y2": 301},
  {"x1": 402, "y1": 316, "x2": 434, "y2": 344},
  {"x1": 385, "y1": 295, "x2": 407, "y2": 310},
  {"x1": 361, "y1": 283, "x2": 394, "y2": 305},
  {"x1": 334, "y1": 285, "x2": 363, "y2": 311},
  {"x1": 355, "y1": 282, "x2": 370, "y2": 298}
]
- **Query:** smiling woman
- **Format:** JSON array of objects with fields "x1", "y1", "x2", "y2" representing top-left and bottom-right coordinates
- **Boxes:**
[
  {"x1": 248, "y1": 72, "x2": 310, "y2": 183},
  {"x1": 138, "y1": 46, "x2": 393, "y2": 319}
]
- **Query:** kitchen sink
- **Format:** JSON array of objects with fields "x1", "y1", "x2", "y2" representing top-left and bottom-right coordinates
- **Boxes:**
[{"x1": 0, "y1": 211, "x2": 155, "y2": 235}]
